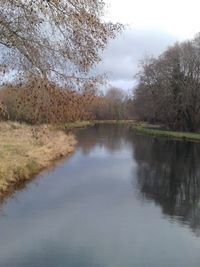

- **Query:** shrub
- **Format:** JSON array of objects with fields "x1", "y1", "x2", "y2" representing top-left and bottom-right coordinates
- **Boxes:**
[
  {"x1": 0, "y1": 100, "x2": 8, "y2": 121},
  {"x1": 0, "y1": 79, "x2": 95, "y2": 124}
]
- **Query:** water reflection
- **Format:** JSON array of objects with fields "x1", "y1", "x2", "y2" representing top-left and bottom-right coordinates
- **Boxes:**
[
  {"x1": 76, "y1": 124, "x2": 131, "y2": 154},
  {"x1": 78, "y1": 125, "x2": 200, "y2": 236},
  {"x1": 1, "y1": 125, "x2": 200, "y2": 267},
  {"x1": 132, "y1": 134, "x2": 200, "y2": 236}
]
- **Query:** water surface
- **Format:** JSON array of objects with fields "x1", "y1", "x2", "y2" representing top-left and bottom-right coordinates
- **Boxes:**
[{"x1": 0, "y1": 125, "x2": 200, "y2": 267}]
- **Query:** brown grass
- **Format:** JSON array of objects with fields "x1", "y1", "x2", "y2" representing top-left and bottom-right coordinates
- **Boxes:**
[{"x1": 0, "y1": 122, "x2": 77, "y2": 198}]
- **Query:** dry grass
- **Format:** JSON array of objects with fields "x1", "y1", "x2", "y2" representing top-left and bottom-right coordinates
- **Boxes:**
[{"x1": 0, "y1": 122, "x2": 76, "y2": 197}]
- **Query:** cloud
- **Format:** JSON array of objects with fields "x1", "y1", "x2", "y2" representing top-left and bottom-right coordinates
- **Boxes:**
[
  {"x1": 94, "y1": 28, "x2": 177, "y2": 90},
  {"x1": 105, "y1": 0, "x2": 200, "y2": 40}
]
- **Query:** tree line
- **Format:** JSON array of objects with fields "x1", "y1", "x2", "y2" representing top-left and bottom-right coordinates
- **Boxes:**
[
  {"x1": 134, "y1": 34, "x2": 200, "y2": 131},
  {"x1": 0, "y1": 0, "x2": 135, "y2": 124},
  {"x1": 0, "y1": 80, "x2": 134, "y2": 124}
]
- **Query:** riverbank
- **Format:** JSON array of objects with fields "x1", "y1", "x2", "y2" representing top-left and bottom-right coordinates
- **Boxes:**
[
  {"x1": 0, "y1": 122, "x2": 77, "y2": 199},
  {"x1": 133, "y1": 123, "x2": 200, "y2": 142},
  {"x1": 61, "y1": 121, "x2": 94, "y2": 131},
  {"x1": 93, "y1": 120, "x2": 135, "y2": 125},
  {"x1": 61, "y1": 120, "x2": 135, "y2": 130},
  {"x1": 5, "y1": 119, "x2": 200, "y2": 201},
  {"x1": 1, "y1": 120, "x2": 134, "y2": 200}
]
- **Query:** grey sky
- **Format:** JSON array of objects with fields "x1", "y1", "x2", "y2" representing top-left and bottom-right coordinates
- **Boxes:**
[
  {"x1": 96, "y1": 28, "x2": 177, "y2": 90},
  {"x1": 95, "y1": 0, "x2": 200, "y2": 90}
]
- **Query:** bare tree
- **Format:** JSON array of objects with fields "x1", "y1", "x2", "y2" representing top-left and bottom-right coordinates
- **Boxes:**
[
  {"x1": 134, "y1": 36, "x2": 200, "y2": 131},
  {"x1": 0, "y1": 0, "x2": 123, "y2": 84}
]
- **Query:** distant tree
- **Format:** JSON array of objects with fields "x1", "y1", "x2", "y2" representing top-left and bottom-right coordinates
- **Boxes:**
[
  {"x1": 90, "y1": 87, "x2": 130, "y2": 120},
  {"x1": 134, "y1": 35, "x2": 200, "y2": 131},
  {"x1": 105, "y1": 87, "x2": 126, "y2": 119}
]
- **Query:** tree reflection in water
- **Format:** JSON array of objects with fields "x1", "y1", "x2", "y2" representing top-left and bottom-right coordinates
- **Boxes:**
[
  {"x1": 77, "y1": 124, "x2": 200, "y2": 236},
  {"x1": 132, "y1": 133, "x2": 200, "y2": 236},
  {"x1": 76, "y1": 124, "x2": 131, "y2": 154}
]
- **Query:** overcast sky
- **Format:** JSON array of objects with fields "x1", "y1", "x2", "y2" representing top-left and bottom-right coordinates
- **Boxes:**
[{"x1": 96, "y1": 0, "x2": 200, "y2": 90}]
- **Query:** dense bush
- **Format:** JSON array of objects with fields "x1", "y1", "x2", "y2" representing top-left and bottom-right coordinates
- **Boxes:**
[
  {"x1": 0, "y1": 81, "x2": 134, "y2": 124},
  {"x1": 0, "y1": 79, "x2": 96, "y2": 124},
  {"x1": 0, "y1": 100, "x2": 8, "y2": 121}
]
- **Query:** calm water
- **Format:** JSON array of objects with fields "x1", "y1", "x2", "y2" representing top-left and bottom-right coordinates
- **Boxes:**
[{"x1": 0, "y1": 125, "x2": 200, "y2": 267}]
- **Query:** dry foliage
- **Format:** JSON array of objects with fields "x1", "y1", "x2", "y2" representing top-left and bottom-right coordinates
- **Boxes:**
[
  {"x1": 0, "y1": 79, "x2": 96, "y2": 124},
  {"x1": 0, "y1": 99, "x2": 8, "y2": 120},
  {"x1": 0, "y1": 0, "x2": 123, "y2": 84},
  {"x1": 0, "y1": 82, "x2": 135, "y2": 124},
  {"x1": 0, "y1": 0, "x2": 125, "y2": 124}
]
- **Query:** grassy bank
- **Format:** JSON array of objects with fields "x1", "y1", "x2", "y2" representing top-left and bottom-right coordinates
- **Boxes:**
[
  {"x1": 60, "y1": 120, "x2": 135, "y2": 131},
  {"x1": 0, "y1": 122, "x2": 77, "y2": 199},
  {"x1": 93, "y1": 120, "x2": 135, "y2": 125},
  {"x1": 133, "y1": 123, "x2": 200, "y2": 142},
  {"x1": 62, "y1": 121, "x2": 94, "y2": 131}
]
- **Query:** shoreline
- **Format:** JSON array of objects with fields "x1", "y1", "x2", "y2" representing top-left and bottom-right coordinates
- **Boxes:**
[
  {"x1": 3, "y1": 119, "x2": 200, "y2": 202},
  {"x1": 0, "y1": 120, "x2": 135, "y2": 201},
  {"x1": 0, "y1": 121, "x2": 84, "y2": 201},
  {"x1": 133, "y1": 123, "x2": 200, "y2": 142},
  {"x1": 92, "y1": 120, "x2": 135, "y2": 125}
]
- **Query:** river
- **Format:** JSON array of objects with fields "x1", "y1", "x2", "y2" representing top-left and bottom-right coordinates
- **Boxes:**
[{"x1": 0, "y1": 124, "x2": 200, "y2": 267}]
